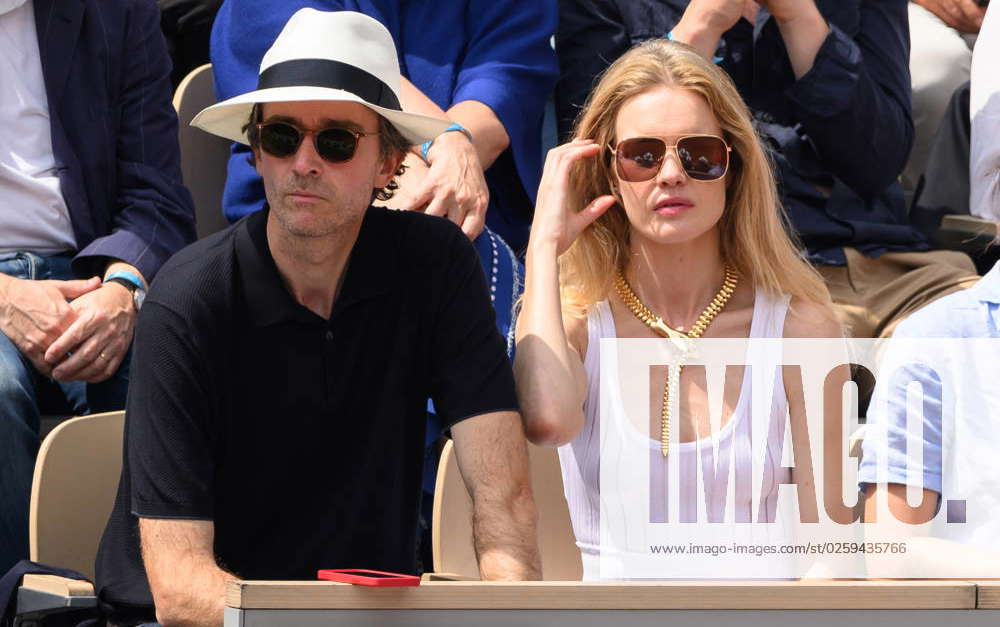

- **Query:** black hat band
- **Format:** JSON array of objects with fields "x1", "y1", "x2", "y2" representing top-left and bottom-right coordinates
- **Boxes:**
[{"x1": 257, "y1": 58, "x2": 401, "y2": 111}]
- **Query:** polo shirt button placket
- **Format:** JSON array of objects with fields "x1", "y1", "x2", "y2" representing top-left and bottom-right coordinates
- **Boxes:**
[{"x1": 324, "y1": 330, "x2": 334, "y2": 342}]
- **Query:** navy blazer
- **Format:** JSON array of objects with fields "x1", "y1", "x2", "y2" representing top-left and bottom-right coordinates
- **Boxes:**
[{"x1": 34, "y1": 0, "x2": 196, "y2": 282}]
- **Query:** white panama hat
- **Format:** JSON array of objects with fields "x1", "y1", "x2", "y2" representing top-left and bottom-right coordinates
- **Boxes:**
[{"x1": 191, "y1": 9, "x2": 451, "y2": 145}]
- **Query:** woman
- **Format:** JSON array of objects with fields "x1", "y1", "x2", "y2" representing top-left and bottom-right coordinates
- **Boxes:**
[{"x1": 514, "y1": 39, "x2": 842, "y2": 579}]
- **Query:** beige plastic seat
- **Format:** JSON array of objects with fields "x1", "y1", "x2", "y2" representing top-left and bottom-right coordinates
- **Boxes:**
[
  {"x1": 29, "y1": 410, "x2": 125, "y2": 582},
  {"x1": 173, "y1": 63, "x2": 232, "y2": 240},
  {"x1": 14, "y1": 410, "x2": 126, "y2": 622},
  {"x1": 432, "y1": 439, "x2": 582, "y2": 580}
]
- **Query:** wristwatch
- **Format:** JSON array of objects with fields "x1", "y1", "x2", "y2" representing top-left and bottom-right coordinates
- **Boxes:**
[{"x1": 103, "y1": 270, "x2": 147, "y2": 311}]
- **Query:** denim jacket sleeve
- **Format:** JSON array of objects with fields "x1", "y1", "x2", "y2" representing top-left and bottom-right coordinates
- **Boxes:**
[{"x1": 785, "y1": 0, "x2": 913, "y2": 200}]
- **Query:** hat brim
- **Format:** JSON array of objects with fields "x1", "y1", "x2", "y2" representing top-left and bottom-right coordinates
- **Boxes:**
[{"x1": 190, "y1": 86, "x2": 451, "y2": 146}]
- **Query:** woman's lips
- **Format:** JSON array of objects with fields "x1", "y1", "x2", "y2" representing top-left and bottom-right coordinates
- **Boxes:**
[{"x1": 654, "y1": 198, "x2": 694, "y2": 216}]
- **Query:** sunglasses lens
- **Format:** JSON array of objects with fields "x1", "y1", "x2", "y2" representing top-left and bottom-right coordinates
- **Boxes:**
[
  {"x1": 316, "y1": 127, "x2": 359, "y2": 163},
  {"x1": 259, "y1": 123, "x2": 302, "y2": 158},
  {"x1": 677, "y1": 136, "x2": 728, "y2": 181},
  {"x1": 616, "y1": 138, "x2": 667, "y2": 182}
]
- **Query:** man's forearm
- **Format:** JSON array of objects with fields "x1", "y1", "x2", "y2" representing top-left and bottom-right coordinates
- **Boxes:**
[
  {"x1": 772, "y1": 3, "x2": 830, "y2": 79},
  {"x1": 451, "y1": 413, "x2": 542, "y2": 580},
  {"x1": 154, "y1": 564, "x2": 238, "y2": 627},
  {"x1": 473, "y1": 487, "x2": 542, "y2": 580},
  {"x1": 140, "y1": 518, "x2": 240, "y2": 627},
  {"x1": 399, "y1": 77, "x2": 509, "y2": 168},
  {"x1": 446, "y1": 100, "x2": 510, "y2": 169}
]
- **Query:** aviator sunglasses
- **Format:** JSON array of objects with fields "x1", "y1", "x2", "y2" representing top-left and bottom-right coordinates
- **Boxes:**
[
  {"x1": 256, "y1": 122, "x2": 380, "y2": 163},
  {"x1": 611, "y1": 135, "x2": 732, "y2": 182}
]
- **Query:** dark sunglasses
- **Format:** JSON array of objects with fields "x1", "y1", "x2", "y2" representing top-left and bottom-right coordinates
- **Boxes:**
[
  {"x1": 256, "y1": 122, "x2": 379, "y2": 163},
  {"x1": 611, "y1": 135, "x2": 732, "y2": 182}
]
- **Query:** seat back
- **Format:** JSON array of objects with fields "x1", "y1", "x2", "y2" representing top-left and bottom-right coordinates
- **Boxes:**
[
  {"x1": 173, "y1": 63, "x2": 232, "y2": 240},
  {"x1": 432, "y1": 439, "x2": 582, "y2": 580},
  {"x1": 29, "y1": 411, "x2": 126, "y2": 581}
]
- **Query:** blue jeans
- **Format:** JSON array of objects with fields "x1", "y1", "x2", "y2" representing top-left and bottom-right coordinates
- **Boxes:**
[{"x1": 0, "y1": 253, "x2": 130, "y2": 575}]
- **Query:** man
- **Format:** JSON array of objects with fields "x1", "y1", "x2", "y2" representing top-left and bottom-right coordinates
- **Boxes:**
[
  {"x1": 0, "y1": 0, "x2": 195, "y2": 575},
  {"x1": 557, "y1": 0, "x2": 979, "y2": 338},
  {"x1": 859, "y1": 261, "x2": 1000, "y2": 577},
  {"x1": 94, "y1": 10, "x2": 541, "y2": 625},
  {"x1": 211, "y1": 0, "x2": 557, "y2": 567},
  {"x1": 863, "y1": 4, "x2": 998, "y2": 565}
]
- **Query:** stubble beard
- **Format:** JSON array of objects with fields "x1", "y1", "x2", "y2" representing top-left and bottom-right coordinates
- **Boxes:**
[{"x1": 267, "y1": 173, "x2": 369, "y2": 239}]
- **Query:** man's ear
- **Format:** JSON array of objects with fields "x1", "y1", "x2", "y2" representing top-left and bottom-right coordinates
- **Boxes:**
[{"x1": 252, "y1": 147, "x2": 263, "y2": 176}]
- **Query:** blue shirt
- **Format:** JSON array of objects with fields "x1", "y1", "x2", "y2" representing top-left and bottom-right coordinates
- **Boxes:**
[
  {"x1": 556, "y1": 0, "x2": 925, "y2": 265},
  {"x1": 858, "y1": 263, "x2": 1000, "y2": 494},
  {"x1": 210, "y1": 0, "x2": 559, "y2": 253}
]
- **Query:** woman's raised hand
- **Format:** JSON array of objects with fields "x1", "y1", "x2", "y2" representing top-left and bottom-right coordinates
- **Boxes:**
[{"x1": 529, "y1": 139, "x2": 616, "y2": 257}]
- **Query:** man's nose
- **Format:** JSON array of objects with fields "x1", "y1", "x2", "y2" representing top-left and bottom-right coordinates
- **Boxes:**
[{"x1": 290, "y1": 132, "x2": 323, "y2": 176}]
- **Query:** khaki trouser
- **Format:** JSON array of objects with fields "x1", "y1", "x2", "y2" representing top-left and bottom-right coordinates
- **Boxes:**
[{"x1": 818, "y1": 248, "x2": 980, "y2": 338}]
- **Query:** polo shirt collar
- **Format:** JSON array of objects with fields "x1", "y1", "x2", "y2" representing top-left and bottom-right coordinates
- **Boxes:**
[{"x1": 235, "y1": 207, "x2": 396, "y2": 328}]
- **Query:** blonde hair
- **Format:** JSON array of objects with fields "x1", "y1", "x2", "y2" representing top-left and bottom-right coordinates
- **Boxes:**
[{"x1": 560, "y1": 39, "x2": 829, "y2": 315}]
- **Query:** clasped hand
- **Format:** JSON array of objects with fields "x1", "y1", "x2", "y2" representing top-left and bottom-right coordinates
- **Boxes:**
[{"x1": 0, "y1": 275, "x2": 136, "y2": 382}]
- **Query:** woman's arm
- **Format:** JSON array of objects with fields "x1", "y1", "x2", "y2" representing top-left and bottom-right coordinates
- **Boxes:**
[
  {"x1": 515, "y1": 245, "x2": 588, "y2": 447},
  {"x1": 514, "y1": 141, "x2": 615, "y2": 446}
]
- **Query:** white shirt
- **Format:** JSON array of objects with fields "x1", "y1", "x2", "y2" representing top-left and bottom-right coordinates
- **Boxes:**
[
  {"x1": 970, "y1": 2, "x2": 1000, "y2": 221},
  {"x1": 0, "y1": 0, "x2": 77, "y2": 255}
]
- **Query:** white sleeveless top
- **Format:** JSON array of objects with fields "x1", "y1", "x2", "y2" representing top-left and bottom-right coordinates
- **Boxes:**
[{"x1": 558, "y1": 289, "x2": 793, "y2": 580}]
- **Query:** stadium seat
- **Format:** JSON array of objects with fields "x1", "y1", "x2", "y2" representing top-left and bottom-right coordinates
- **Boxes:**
[
  {"x1": 431, "y1": 439, "x2": 582, "y2": 581},
  {"x1": 13, "y1": 411, "x2": 125, "y2": 624},
  {"x1": 173, "y1": 63, "x2": 232, "y2": 240}
]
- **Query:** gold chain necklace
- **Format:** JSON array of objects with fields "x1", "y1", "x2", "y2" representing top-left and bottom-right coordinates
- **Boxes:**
[{"x1": 614, "y1": 265, "x2": 739, "y2": 457}]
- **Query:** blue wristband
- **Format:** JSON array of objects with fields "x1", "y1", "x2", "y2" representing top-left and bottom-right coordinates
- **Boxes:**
[
  {"x1": 419, "y1": 123, "x2": 473, "y2": 163},
  {"x1": 666, "y1": 31, "x2": 725, "y2": 65},
  {"x1": 104, "y1": 270, "x2": 145, "y2": 291}
]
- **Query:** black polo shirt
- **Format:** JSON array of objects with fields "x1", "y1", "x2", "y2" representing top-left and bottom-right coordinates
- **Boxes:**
[{"x1": 94, "y1": 207, "x2": 517, "y2": 620}]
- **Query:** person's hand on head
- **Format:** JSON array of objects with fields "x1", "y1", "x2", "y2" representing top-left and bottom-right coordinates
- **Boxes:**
[
  {"x1": 0, "y1": 275, "x2": 101, "y2": 376},
  {"x1": 914, "y1": 0, "x2": 986, "y2": 33},
  {"x1": 529, "y1": 139, "x2": 616, "y2": 257},
  {"x1": 44, "y1": 280, "x2": 137, "y2": 383},
  {"x1": 394, "y1": 130, "x2": 489, "y2": 240}
]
